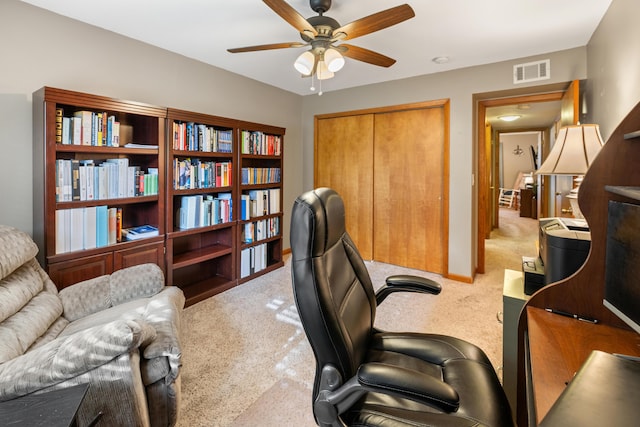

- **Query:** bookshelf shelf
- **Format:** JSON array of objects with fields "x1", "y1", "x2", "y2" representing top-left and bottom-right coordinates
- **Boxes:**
[
  {"x1": 55, "y1": 145, "x2": 159, "y2": 155},
  {"x1": 172, "y1": 244, "x2": 233, "y2": 269},
  {"x1": 33, "y1": 87, "x2": 167, "y2": 290},
  {"x1": 178, "y1": 275, "x2": 237, "y2": 306}
]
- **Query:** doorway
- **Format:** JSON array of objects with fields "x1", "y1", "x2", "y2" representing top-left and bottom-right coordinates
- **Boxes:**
[{"x1": 476, "y1": 88, "x2": 566, "y2": 274}]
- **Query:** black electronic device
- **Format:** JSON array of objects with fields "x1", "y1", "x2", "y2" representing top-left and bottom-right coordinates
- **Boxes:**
[
  {"x1": 522, "y1": 256, "x2": 545, "y2": 295},
  {"x1": 538, "y1": 217, "x2": 591, "y2": 285}
]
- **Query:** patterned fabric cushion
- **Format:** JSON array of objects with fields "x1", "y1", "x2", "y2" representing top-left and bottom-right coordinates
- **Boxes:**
[
  {"x1": 0, "y1": 226, "x2": 39, "y2": 281},
  {"x1": 0, "y1": 258, "x2": 48, "y2": 323},
  {"x1": 0, "y1": 258, "x2": 62, "y2": 364},
  {"x1": 109, "y1": 263, "x2": 164, "y2": 305},
  {"x1": 59, "y1": 275, "x2": 112, "y2": 322},
  {"x1": 0, "y1": 319, "x2": 156, "y2": 400}
]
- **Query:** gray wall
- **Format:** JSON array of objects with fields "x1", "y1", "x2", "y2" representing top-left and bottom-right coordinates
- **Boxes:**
[
  {"x1": 587, "y1": 0, "x2": 640, "y2": 139},
  {"x1": 0, "y1": 0, "x2": 304, "y2": 248}
]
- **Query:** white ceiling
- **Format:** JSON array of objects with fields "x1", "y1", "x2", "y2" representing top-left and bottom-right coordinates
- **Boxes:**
[{"x1": 21, "y1": 0, "x2": 612, "y2": 97}]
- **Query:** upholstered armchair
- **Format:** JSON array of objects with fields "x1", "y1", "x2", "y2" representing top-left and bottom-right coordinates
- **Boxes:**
[{"x1": 0, "y1": 225, "x2": 185, "y2": 426}]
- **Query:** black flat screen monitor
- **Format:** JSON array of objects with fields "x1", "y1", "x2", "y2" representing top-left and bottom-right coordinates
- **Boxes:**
[{"x1": 603, "y1": 200, "x2": 640, "y2": 334}]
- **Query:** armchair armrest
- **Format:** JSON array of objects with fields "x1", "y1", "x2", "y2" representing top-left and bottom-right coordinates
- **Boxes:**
[
  {"x1": 313, "y1": 363, "x2": 459, "y2": 426},
  {"x1": 0, "y1": 319, "x2": 155, "y2": 400},
  {"x1": 375, "y1": 274, "x2": 441, "y2": 304},
  {"x1": 59, "y1": 263, "x2": 165, "y2": 321}
]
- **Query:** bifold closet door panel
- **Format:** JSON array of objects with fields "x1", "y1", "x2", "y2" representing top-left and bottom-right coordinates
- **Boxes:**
[
  {"x1": 373, "y1": 107, "x2": 445, "y2": 273},
  {"x1": 315, "y1": 114, "x2": 374, "y2": 259}
]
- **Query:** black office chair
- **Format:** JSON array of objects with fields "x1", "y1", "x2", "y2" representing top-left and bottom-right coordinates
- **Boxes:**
[{"x1": 290, "y1": 188, "x2": 513, "y2": 427}]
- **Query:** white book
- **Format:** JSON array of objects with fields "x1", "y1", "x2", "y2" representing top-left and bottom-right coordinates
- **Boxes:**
[
  {"x1": 63, "y1": 159, "x2": 72, "y2": 201},
  {"x1": 71, "y1": 116, "x2": 82, "y2": 145},
  {"x1": 180, "y1": 196, "x2": 197, "y2": 229},
  {"x1": 85, "y1": 163, "x2": 95, "y2": 200},
  {"x1": 269, "y1": 188, "x2": 280, "y2": 214},
  {"x1": 55, "y1": 159, "x2": 65, "y2": 202},
  {"x1": 241, "y1": 248, "x2": 251, "y2": 278},
  {"x1": 83, "y1": 206, "x2": 97, "y2": 249},
  {"x1": 55, "y1": 209, "x2": 67, "y2": 254},
  {"x1": 69, "y1": 208, "x2": 84, "y2": 252},
  {"x1": 127, "y1": 166, "x2": 138, "y2": 197},
  {"x1": 79, "y1": 165, "x2": 87, "y2": 201},
  {"x1": 61, "y1": 116, "x2": 71, "y2": 145},
  {"x1": 97, "y1": 165, "x2": 108, "y2": 200},
  {"x1": 73, "y1": 110, "x2": 92, "y2": 146}
]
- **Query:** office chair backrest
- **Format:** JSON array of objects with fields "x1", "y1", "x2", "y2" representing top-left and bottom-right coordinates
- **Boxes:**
[{"x1": 290, "y1": 188, "x2": 377, "y2": 399}]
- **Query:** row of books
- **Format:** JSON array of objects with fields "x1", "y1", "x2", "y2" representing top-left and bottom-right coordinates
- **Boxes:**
[
  {"x1": 176, "y1": 193, "x2": 232, "y2": 229},
  {"x1": 56, "y1": 108, "x2": 126, "y2": 147},
  {"x1": 240, "y1": 243, "x2": 268, "y2": 279},
  {"x1": 240, "y1": 189, "x2": 280, "y2": 219},
  {"x1": 241, "y1": 217, "x2": 280, "y2": 244},
  {"x1": 240, "y1": 167, "x2": 281, "y2": 185},
  {"x1": 55, "y1": 158, "x2": 158, "y2": 202},
  {"x1": 56, "y1": 206, "x2": 159, "y2": 254},
  {"x1": 240, "y1": 130, "x2": 281, "y2": 156},
  {"x1": 172, "y1": 121, "x2": 233, "y2": 153},
  {"x1": 173, "y1": 158, "x2": 232, "y2": 190}
]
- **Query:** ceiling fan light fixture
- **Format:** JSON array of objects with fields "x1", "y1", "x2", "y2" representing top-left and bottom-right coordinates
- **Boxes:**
[
  {"x1": 324, "y1": 48, "x2": 345, "y2": 72},
  {"x1": 316, "y1": 60, "x2": 334, "y2": 80},
  {"x1": 294, "y1": 51, "x2": 315, "y2": 75}
]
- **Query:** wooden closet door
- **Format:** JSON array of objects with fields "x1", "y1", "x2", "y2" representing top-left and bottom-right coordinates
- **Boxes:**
[
  {"x1": 315, "y1": 114, "x2": 374, "y2": 259},
  {"x1": 373, "y1": 107, "x2": 446, "y2": 273}
]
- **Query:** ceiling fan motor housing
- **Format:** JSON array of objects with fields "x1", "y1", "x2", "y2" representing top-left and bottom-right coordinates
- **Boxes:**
[{"x1": 310, "y1": 0, "x2": 331, "y2": 14}]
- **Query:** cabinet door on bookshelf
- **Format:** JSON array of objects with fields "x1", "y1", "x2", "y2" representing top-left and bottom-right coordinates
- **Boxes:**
[
  {"x1": 114, "y1": 240, "x2": 165, "y2": 271},
  {"x1": 48, "y1": 253, "x2": 114, "y2": 290}
]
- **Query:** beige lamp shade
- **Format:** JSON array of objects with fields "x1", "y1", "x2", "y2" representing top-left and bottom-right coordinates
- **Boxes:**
[{"x1": 536, "y1": 124, "x2": 605, "y2": 175}]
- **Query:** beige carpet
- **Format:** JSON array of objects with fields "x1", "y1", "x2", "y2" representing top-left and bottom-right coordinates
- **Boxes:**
[{"x1": 177, "y1": 207, "x2": 538, "y2": 426}]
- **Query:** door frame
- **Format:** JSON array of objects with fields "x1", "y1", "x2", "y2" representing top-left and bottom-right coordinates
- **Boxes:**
[{"x1": 476, "y1": 91, "x2": 565, "y2": 274}]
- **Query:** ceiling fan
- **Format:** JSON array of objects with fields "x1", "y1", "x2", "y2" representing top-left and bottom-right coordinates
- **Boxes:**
[{"x1": 227, "y1": 0, "x2": 415, "y2": 82}]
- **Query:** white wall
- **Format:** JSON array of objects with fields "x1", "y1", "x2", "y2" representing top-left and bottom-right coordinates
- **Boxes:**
[
  {"x1": 500, "y1": 133, "x2": 538, "y2": 189},
  {"x1": 0, "y1": 0, "x2": 304, "y2": 249}
]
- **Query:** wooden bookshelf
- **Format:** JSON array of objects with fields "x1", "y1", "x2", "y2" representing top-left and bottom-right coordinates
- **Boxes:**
[
  {"x1": 33, "y1": 88, "x2": 285, "y2": 304},
  {"x1": 32, "y1": 87, "x2": 166, "y2": 289},
  {"x1": 165, "y1": 108, "x2": 238, "y2": 306},
  {"x1": 237, "y1": 123, "x2": 285, "y2": 284}
]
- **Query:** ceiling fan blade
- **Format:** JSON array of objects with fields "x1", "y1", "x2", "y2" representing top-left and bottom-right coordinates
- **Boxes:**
[
  {"x1": 227, "y1": 42, "x2": 305, "y2": 53},
  {"x1": 340, "y1": 44, "x2": 396, "y2": 67},
  {"x1": 333, "y1": 4, "x2": 415, "y2": 41},
  {"x1": 263, "y1": 0, "x2": 318, "y2": 37}
]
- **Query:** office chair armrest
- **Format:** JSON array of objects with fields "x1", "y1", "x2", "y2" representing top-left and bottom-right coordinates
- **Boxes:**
[
  {"x1": 314, "y1": 363, "x2": 459, "y2": 426},
  {"x1": 376, "y1": 275, "x2": 442, "y2": 304}
]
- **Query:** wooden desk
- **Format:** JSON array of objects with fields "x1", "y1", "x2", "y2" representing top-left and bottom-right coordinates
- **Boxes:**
[{"x1": 526, "y1": 307, "x2": 640, "y2": 424}]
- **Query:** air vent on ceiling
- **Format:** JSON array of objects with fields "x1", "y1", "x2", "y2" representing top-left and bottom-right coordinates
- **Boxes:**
[{"x1": 513, "y1": 59, "x2": 550, "y2": 84}]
